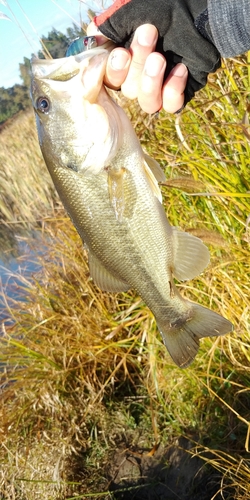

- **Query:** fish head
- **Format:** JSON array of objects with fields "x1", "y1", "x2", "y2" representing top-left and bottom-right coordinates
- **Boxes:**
[{"x1": 30, "y1": 44, "x2": 121, "y2": 174}]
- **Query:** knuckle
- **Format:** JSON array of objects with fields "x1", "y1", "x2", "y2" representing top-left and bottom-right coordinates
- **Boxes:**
[
  {"x1": 139, "y1": 94, "x2": 161, "y2": 114},
  {"x1": 121, "y1": 82, "x2": 138, "y2": 100},
  {"x1": 163, "y1": 86, "x2": 181, "y2": 99}
]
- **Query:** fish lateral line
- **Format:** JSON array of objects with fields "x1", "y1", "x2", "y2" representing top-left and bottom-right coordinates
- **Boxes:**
[{"x1": 30, "y1": 41, "x2": 233, "y2": 369}]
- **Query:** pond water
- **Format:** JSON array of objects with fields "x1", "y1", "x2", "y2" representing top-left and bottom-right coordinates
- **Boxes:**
[{"x1": 0, "y1": 232, "x2": 42, "y2": 324}]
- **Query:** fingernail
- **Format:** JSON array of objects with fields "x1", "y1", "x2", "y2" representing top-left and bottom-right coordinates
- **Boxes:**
[
  {"x1": 144, "y1": 54, "x2": 165, "y2": 77},
  {"x1": 137, "y1": 24, "x2": 157, "y2": 47},
  {"x1": 110, "y1": 50, "x2": 130, "y2": 70},
  {"x1": 172, "y1": 63, "x2": 187, "y2": 77}
]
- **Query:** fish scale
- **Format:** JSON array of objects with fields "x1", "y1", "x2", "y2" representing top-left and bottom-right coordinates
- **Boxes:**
[{"x1": 31, "y1": 40, "x2": 233, "y2": 368}]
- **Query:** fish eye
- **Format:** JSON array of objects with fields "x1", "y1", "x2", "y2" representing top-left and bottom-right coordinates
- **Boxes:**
[{"x1": 37, "y1": 96, "x2": 50, "y2": 114}]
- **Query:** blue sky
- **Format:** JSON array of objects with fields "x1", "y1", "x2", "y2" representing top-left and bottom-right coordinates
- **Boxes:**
[{"x1": 0, "y1": 0, "x2": 112, "y2": 88}]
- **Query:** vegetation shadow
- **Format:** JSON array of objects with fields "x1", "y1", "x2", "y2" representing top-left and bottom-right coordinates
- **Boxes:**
[{"x1": 108, "y1": 437, "x2": 231, "y2": 500}]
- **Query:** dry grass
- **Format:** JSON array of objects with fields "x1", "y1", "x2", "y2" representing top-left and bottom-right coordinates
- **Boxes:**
[
  {"x1": 0, "y1": 110, "x2": 56, "y2": 225},
  {"x1": 0, "y1": 54, "x2": 249, "y2": 499}
]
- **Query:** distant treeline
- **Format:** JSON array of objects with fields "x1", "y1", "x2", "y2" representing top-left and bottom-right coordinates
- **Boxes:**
[{"x1": 0, "y1": 22, "x2": 86, "y2": 125}]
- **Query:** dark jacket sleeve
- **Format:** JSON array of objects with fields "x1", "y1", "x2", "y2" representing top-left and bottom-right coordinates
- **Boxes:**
[
  {"x1": 208, "y1": 0, "x2": 250, "y2": 57},
  {"x1": 94, "y1": 0, "x2": 221, "y2": 106}
]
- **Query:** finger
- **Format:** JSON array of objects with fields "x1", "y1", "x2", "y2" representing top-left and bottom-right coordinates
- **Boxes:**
[
  {"x1": 104, "y1": 48, "x2": 131, "y2": 89},
  {"x1": 162, "y1": 63, "x2": 188, "y2": 114},
  {"x1": 138, "y1": 53, "x2": 166, "y2": 113},
  {"x1": 121, "y1": 24, "x2": 158, "y2": 100},
  {"x1": 87, "y1": 21, "x2": 111, "y2": 46},
  {"x1": 87, "y1": 21, "x2": 131, "y2": 89},
  {"x1": 86, "y1": 21, "x2": 98, "y2": 36}
]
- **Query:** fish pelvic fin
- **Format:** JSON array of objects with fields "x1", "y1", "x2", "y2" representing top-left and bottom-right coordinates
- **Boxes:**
[{"x1": 158, "y1": 303, "x2": 233, "y2": 368}]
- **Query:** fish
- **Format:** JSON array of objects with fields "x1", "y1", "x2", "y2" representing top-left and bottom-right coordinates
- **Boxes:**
[{"x1": 30, "y1": 38, "x2": 233, "y2": 368}]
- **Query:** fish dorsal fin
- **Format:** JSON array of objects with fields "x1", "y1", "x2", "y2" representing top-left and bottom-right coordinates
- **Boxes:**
[
  {"x1": 143, "y1": 158, "x2": 163, "y2": 203},
  {"x1": 88, "y1": 251, "x2": 130, "y2": 292},
  {"x1": 172, "y1": 228, "x2": 210, "y2": 281},
  {"x1": 143, "y1": 153, "x2": 166, "y2": 182}
]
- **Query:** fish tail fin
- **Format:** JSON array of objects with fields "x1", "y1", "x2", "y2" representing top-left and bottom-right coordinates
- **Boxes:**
[{"x1": 158, "y1": 303, "x2": 233, "y2": 368}]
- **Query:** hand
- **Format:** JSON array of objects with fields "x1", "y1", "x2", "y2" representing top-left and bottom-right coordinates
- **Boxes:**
[
  {"x1": 88, "y1": 0, "x2": 221, "y2": 111},
  {"x1": 87, "y1": 23, "x2": 188, "y2": 114}
]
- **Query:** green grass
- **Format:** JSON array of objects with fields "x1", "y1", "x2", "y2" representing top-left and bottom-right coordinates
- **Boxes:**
[{"x1": 0, "y1": 55, "x2": 249, "y2": 499}]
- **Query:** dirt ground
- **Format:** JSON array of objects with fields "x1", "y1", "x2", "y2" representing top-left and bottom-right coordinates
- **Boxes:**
[{"x1": 107, "y1": 437, "x2": 229, "y2": 500}]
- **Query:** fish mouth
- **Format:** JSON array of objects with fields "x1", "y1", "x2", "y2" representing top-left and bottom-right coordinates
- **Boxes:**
[
  {"x1": 31, "y1": 49, "x2": 106, "y2": 80},
  {"x1": 31, "y1": 40, "x2": 115, "y2": 80}
]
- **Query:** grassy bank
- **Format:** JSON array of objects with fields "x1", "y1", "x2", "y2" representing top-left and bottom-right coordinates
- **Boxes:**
[
  {"x1": 0, "y1": 55, "x2": 249, "y2": 499},
  {"x1": 0, "y1": 109, "x2": 56, "y2": 225}
]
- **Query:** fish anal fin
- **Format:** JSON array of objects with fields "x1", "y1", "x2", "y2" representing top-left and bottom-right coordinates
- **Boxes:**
[
  {"x1": 158, "y1": 303, "x2": 233, "y2": 368},
  {"x1": 143, "y1": 159, "x2": 163, "y2": 203},
  {"x1": 143, "y1": 152, "x2": 166, "y2": 182},
  {"x1": 172, "y1": 228, "x2": 210, "y2": 281},
  {"x1": 88, "y1": 251, "x2": 130, "y2": 292}
]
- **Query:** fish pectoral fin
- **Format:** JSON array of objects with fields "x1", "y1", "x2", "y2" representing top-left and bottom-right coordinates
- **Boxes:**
[
  {"x1": 88, "y1": 251, "x2": 130, "y2": 292},
  {"x1": 143, "y1": 152, "x2": 166, "y2": 183},
  {"x1": 108, "y1": 167, "x2": 126, "y2": 222},
  {"x1": 143, "y1": 158, "x2": 163, "y2": 203},
  {"x1": 172, "y1": 228, "x2": 210, "y2": 281}
]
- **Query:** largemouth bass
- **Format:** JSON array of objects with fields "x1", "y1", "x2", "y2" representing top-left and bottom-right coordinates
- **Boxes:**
[{"x1": 30, "y1": 39, "x2": 233, "y2": 368}]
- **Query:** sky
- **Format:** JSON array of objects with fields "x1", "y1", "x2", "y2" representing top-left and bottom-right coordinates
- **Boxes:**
[{"x1": 0, "y1": 0, "x2": 112, "y2": 88}]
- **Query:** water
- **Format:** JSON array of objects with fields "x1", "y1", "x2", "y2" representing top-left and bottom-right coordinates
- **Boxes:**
[{"x1": 0, "y1": 232, "x2": 42, "y2": 324}]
